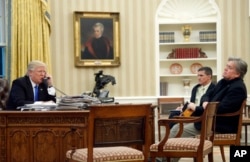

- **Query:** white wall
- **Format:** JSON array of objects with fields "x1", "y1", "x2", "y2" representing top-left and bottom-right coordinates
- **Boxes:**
[{"x1": 50, "y1": 0, "x2": 250, "y2": 99}]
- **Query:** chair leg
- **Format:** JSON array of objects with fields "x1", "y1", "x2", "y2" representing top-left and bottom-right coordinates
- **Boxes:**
[
  {"x1": 208, "y1": 152, "x2": 214, "y2": 162},
  {"x1": 219, "y1": 146, "x2": 226, "y2": 162}
]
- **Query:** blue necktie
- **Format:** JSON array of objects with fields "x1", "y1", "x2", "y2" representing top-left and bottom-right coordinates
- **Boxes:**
[{"x1": 34, "y1": 85, "x2": 39, "y2": 101}]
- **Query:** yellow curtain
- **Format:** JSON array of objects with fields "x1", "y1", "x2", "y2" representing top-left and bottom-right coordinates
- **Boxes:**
[{"x1": 10, "y1": 0, "x2": 51, "y2": 81}]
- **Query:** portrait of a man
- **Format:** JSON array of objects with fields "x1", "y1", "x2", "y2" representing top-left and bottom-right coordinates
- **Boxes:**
[
  {"x1": 80, "y1": 19, "x2": 114, "y2": 60},
  {"x1": 73, "y1": 12, "x2": 120, "y2": 67}
]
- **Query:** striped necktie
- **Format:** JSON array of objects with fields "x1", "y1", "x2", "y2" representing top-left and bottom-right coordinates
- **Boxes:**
[{"x1": 34, "y1": 85, "x2": 39, "y2": 101}]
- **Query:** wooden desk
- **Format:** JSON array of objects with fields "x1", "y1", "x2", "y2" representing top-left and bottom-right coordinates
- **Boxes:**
[
  {"x1": 0, "y1": 110, "x2": 88, "y2": 162},
  {"x1": 0, "y1": 106, "x2": 155, "y2": 162}
]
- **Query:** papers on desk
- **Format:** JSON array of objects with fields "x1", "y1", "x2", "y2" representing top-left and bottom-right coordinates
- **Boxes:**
[
  {"x1": 17, "y1": 95, "x2": 101, "y2": 111},
  {"x1": 25, "y1": 101, "x2": 57, "y2": 108},
  {"x1": 57, "y1": 95, "x2": 101, "y2": 109},
  {"x1": 18, "y1": 101, "x2": 57, "y2": 111}
]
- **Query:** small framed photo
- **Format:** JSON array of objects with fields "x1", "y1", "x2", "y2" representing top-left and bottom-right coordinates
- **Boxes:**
[{"x1": 73, "y1": 11, "x2": 120, "y2": 67}]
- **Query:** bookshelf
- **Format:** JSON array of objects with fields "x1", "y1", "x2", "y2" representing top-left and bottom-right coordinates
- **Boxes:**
[{"x1": 155, "y1": 0, "x2": 221, "y2": 98}]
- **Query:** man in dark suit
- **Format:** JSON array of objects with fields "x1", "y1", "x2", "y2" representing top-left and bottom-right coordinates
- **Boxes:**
[
  {"x1": 169, "y1": 66, "x2": 215, "y2": 128},
  {"x1": 6, "y1": 60, "x2": 56, "y2": 110},
  {"x1": 170, "y1": 57, "x2": 248, "y2": 138}
]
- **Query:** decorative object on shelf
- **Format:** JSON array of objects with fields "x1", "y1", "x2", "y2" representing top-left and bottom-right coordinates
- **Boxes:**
[
  {"x1": 159, "y1": 32, "x2": 175, "y2": 43},
  {"x1": 199, "y1": 31, "x2": 216, "y2": 42},
  {"x1": 182, "y1": 25, "x2": 192, "y2": 42},
  {"x1": 190, "y1": 63, "x2": 203, "y2": 74},
  {"x1": 167, "y1": 48, "x2": 207, "y2": 59},
  {"x1": 170, "y1": 63, "x2": 182, "y2": 74},
  {"x1": 183, "y1": 78, "x2": 191, "y2": 96}
]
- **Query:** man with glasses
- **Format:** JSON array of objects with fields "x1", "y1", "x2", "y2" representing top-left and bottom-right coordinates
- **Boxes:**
[{"x1": 6, "y1": 60, "x2": 56, "y2": 110}]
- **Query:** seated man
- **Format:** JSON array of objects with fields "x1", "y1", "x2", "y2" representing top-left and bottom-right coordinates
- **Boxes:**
[
  {"x1": 6, "y1": 60, "x2": 56, "y2": 110},
  {"x1": 168, "y1": 57, "x2": 247, "y2": 162},
  {"x1": 170, "y1": 57, "x2": 247, "y2": 138},
  {"x1": 168, "y1": 66, "x2": 215, "y2": 128}
]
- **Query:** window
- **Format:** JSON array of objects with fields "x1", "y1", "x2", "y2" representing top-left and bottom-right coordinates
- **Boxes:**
[
  {"x1": 0, "y1": 0, "x2": 6, "y2": 77},
  {"x1": 0, "y1": 47, "x2": 5, "y2": 77}
]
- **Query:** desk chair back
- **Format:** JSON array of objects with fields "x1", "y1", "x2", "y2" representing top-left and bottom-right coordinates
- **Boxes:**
[
  {"x1": 0, "y1": 78, "x2": 9, "y2": 110},
  {"x1": 66, "y1": 103, "x2": 152, "y2": 162}
]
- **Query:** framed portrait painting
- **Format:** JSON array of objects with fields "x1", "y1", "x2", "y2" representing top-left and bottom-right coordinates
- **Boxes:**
[{"x1": 73, "y1": 11, "x2": 120, "y2": 67}]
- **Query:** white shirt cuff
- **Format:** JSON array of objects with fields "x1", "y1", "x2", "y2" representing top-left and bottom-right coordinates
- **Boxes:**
[{"x1": 48, "y1": 87, "x2": 56, "y2": 96}]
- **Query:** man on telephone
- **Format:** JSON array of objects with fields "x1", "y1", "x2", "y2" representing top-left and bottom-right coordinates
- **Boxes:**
[{"x1": 6, "y1": 60, "x2": 56, "y2": 110}]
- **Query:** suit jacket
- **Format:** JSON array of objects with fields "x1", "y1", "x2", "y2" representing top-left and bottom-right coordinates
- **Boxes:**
[
  {"x1": 190, "y1": 82, "x2": 216, "y2": 116},
  {"x1": 190, "y1": 83, "x2": 216, "y2": 106},
  {"x1": 194, "y1": 78, "x2": 247, "y2": 133},
  {"x1": 6, "y1": 75, "x2": 56, "y2": 110},
  {"x1": 168, "y1": 82, "x2": 215, "y2": 128}
]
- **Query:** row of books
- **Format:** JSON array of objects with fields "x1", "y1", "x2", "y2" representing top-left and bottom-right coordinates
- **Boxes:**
[
  {"x1": 167, "y1": 48, "x2": 202, "y2": 59},
  {"x1": 159, "y1": 32, "x2": 175, "y2": 43},
  {"x1": 159, "y1": 31, "x2": 216, "y2": 43},
  {"x1": 160, "y1": 82, "x2": 168, "y2": 96},
  {"x1": 199, "y1": 31, "x2": 216, "y2": 42}
]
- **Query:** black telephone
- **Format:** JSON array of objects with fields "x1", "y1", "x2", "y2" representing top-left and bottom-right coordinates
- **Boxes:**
[{"x1": 42, "y1": 77, "x2": 50, "y2": 86}]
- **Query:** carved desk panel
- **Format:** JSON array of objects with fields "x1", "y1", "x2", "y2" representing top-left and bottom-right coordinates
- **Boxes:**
[
  {"x1": 0, "y1": 111, "x2": 88, "y2": 162},
  {"x1": 0, "y1": 106, "x2": 155, "y2": 162}
]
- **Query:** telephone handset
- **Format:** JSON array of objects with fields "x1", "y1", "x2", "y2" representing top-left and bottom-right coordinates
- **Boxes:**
[{"x1": 42, "y1": 77, "x2": 50, "y2": 86}]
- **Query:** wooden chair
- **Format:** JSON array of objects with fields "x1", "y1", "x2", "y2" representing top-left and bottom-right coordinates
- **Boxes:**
[
  {"x1": 242, "y1": 100, "x2": 250, "y2": 145},
  {"x1": 0, "y1": 78, "x2": 9, "y2": 110},
  {"x1": 157, "y1": 97, "x2": 184, "y2": 140},
  {"x1": 150, "y1": 102, "x2": 219, "y2": 162},
  {"x1": 213, "y1": 99, "x2": 246, "y2": 162},
  {"x1": 66, "y1": 103, "x2": 152, "y2": 162}
]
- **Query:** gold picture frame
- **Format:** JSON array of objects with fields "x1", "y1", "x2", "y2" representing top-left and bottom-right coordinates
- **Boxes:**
[{"x1": 73, "y1": 11, "x2": 120, "y2": 67}]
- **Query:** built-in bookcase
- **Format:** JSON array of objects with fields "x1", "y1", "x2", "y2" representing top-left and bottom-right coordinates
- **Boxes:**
[{"x1": 155, "y1": 0, "x2": 221, "y2": 98}]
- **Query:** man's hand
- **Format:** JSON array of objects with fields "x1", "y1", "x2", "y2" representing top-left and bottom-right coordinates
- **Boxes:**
[
  {"x1": 187, "y1": 102, "x2": 196, "y2": 111},
  {"x1": 202, "y1": 102, "x2": 208, "y2": 109},
  {"x1": 45, "y1": 73, "x2": 53, "y2": 87},
  {"x1": 176, "y1": 104, "x2": 183, "y2": 111}
]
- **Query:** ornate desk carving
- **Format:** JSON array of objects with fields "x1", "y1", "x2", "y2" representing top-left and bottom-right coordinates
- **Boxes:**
[
  {"x1": 0, "y1": 106, "x2": 155, "y2": 162},
  {"x1": 0, "y1": 111, "x2": 88, "y2": 162}
]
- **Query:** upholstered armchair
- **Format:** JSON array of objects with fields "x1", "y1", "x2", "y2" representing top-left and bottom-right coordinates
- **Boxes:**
[
  {"x1": 0, "y1": 78, "x2": 9, "y2": 110},
  {"x1": 150, "y1": 102, "x2": 219, "y2": 162}
]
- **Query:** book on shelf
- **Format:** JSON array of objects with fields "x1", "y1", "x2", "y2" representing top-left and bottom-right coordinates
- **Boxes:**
[
  {"x1": 199, "y1": 31, "x2": 216, "y2": 42},
  {"x1": 159, "y1": 32, "x2": 175, "y2": 43},
  {"x1": 160, "y1": 82, "x2": 168, "y2": 96},
  {"x1": 167, "y1": 48, "x2": 207, "y2": 59}
]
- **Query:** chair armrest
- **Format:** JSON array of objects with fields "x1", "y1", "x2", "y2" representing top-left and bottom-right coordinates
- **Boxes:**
[
  {"x1": 158, "y1": 117, "x2": 202, "y2": 142},
  {"x1": 158, "y1": 117, "x2": 201, "y2": 125},
  {"x1": 216, "y1": 111, "x2": 241, "y2": 117},
  {"x1": 173, "y1": 116, "x2": 199, "y2": 120}
]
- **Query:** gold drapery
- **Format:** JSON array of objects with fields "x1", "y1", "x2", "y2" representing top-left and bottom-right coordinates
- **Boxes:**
[{"x1": 10, "y1": 0, "x2": 51, "y2": 81}]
